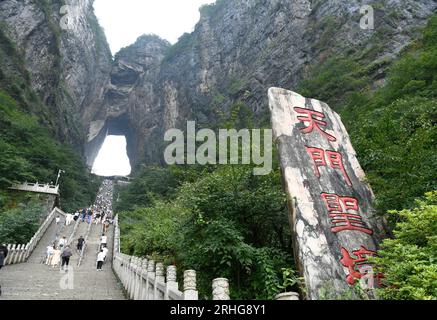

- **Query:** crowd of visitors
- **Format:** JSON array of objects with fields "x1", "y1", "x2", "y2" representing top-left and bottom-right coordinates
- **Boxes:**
[{"x1": 43, "y1": 180, "x2": 114, "y2": 272}]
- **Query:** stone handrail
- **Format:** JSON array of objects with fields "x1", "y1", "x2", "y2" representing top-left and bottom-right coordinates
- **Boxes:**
[
  {"x1": 112, "y1": 215, "x2": 230, "y2": 300},
  {"x1": 67, "y1": 216, "x2": 81, "y2": 246},
  {"x1": 77, "y1": 219, "x2": 93, "y2": 267},
  {"x1": 4, "y1": 207, "x2": 65, "y2": 265},
  {"x1": 9, "y1": 182, "x2": 59, "y2": 195}
]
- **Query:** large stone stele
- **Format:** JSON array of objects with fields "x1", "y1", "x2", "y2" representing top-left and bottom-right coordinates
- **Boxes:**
[{"x1": 268, "y1": 87, "x2": 388, "y2": 300}]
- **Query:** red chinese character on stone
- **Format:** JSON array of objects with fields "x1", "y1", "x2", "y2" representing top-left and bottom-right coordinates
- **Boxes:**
[
  {"x1": 294, "y1": 107, "x2": 337, "y2": 142},
  {"x1": 306, "y1": 147, "x2": 352, "y2": 186},
  {"x1": 321, "y1": 193, "x2": 373, "y2": 235},
  {"x1": 340, "y1": 246, "x2": 380, "y2": 286}
]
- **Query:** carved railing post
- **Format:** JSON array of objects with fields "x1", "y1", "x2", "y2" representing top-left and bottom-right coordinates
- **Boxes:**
[
  {"x1": 5, "y1": 245, "x2": 11, "y2": 265},
  {"x1": 123, "y1": 256, "x2": 130, "y2": 295},
  {"x1": 127, "y1": 257, "x2": 134, "y2": 298},
  {"x1": 119, "y1": 255, "x2": 124, "y2": 287},
  {"x1": 135, "y1": 257, "x2": 141, "y2": 300},
  {"x1": 165, "y1": 266, "x2": 178, "y2": 300},
  {"x1": 146, "y1": 260, "x2": 155, "y2": 300},
  {"x1": 140, "y1": 258, "x2": 148, "y2": 300},
  {"x1": 135, "y1": 258, "x2": 144, "y2": 300},
  {"x1": 183, "y1": 270, "x2": 198, "y2": 300},
  {"x1": 123, "y1": 256, "x2": 129, "y2": 288},
  {"x1": 129, "y1": 257, "x2": 137, "y2": 299},
  {"x1": 133, "y1": 257, "x2": 139, "y2": 300},
  {"x1": 18, "y1": 244, "x2": 26, "y2": 263},
  {"x1": 154, "y1": 262, "x2": 165, "y2": 300},
  {"x1": 130, "y1": 257, "x2": 138, "y2": 299},
  {"x1": 212, "y1": 278, "x2": 230, "y2": 300},
  {"x1": 8, "y1": 245, "x2": 17, "y2": 265}
]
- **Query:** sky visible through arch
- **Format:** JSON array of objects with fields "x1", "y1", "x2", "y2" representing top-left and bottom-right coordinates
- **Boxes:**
[
  {"x1": 92, "y1": 136, "x2": 131, "y2": 177},
  {"x1": 93, "y1": 0, "x2": 215, "y2": 55}
]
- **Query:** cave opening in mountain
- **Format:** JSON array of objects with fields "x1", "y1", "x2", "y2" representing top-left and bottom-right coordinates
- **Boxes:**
[{"x1": 91, "y1": 135, "x2": 132, "y2": 177}]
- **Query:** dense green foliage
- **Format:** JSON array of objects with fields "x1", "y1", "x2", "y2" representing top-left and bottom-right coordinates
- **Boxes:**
[
  {"x1": 373, "y1": 192, "x2": 437, "y2": 300},
  {"x1": 117, "y1": 163, "x2": 294, "y2": 300},
  {"x1": 0, "y1": 16, "x2": 102, "y2": 213},
  {"x1": 114, "y1": 166, "x2": 178, "y2": 212},
  {"x1": 0, "y1": 91, "x2": 101, "y2": 212},
  {"x1": 0, "y1": 201, "x2": 46, "y2": 244},
  {"x1": 299, "y1": 14, "x2": 437, "y2": 216}
]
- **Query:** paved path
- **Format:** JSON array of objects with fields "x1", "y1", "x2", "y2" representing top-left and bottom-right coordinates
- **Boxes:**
[{"x1": 0, "y1": 196, "x2": 126, "y2": 300}]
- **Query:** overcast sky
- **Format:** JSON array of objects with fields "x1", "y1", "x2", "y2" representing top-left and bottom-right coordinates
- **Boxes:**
[{"x1": 93, "y1": 0, "x2": 215, "y2": 54}]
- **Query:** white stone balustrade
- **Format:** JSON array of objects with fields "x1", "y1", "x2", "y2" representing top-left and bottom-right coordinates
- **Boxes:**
[
  {"x1": 212, "y1": 278, "x2": 231, "y2": 300},
  {"x1": 111, "y1": 215, "x2": 230, "y2": 300},
  {"x1": 4, "y1": 207, "x2": 66, "y2": 265},
  {"x1": 9, "y1": 182, "x2": 59, "y2": 195}
]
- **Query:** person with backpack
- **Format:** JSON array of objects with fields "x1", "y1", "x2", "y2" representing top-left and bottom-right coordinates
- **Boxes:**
[
  {"x1": 61, "y1": 246, "x2": 73, "y2": 271},
  {"x1": 76, "y1": 236, "x2": 85, "y2": 253},
  {"x1": 87, "y1": 209, "x2": 93, "y2": 224},
  {"x1": 81, "y1": 208, "x2": 87, "y2": 222},
  {"x1": 73, "y1": 211, "x2": 80, "y2": 222}
]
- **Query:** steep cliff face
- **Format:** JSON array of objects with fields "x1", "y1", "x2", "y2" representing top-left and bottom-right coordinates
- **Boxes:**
[
  {"x1": 85, "y1": 35, "x2": 170, "y2": 167},
  {"x1": 86, "y1": 0, "x2": 437, "y2": 168},
  {"x1": 0, "y1": 0, "x2": 112, "y2": 149},
  {"x1": 1, "y1": 0, "x2": 436, "y2": 169}
]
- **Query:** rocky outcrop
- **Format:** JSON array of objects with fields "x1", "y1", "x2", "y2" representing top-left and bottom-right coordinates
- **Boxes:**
[
  {"x1": 85, "y1": 35, "x2": 170, "y2": 168},
  {"x1": 86, "y1": 0, "x2": 437, "y2": 168},
  {"x1": 1, "y1": 0, "x2": 436, "y2": 168},
  {"x1": 0, "y1": 0, "x2": 112, "y2": 149}
]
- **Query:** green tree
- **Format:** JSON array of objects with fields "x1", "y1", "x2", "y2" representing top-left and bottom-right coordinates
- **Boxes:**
[
  {"x1": 0, "y1": 202, "x2": 46, "y2": 244},
  {"x1": 373, "y1": 192, "x2": 437, "y2": 300}
]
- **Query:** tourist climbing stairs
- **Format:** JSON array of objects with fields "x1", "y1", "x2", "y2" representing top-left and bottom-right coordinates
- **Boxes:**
[{"x1": 0, "y1": 179, "x2": 230, "y2": 300}]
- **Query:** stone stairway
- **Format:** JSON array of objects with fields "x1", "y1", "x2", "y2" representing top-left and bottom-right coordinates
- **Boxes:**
[{"x1": 0, "y1": 217, "x2": 126, "y2": 300}]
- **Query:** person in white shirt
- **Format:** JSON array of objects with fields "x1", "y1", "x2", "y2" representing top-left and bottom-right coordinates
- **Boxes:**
[
  {"x1": 96, "y1": 250, "x2": 105, "y2": 271},
  {"x1": 58, "y1": 237, "x2": 67, "y2": 250},
  {"x1": 65, "y1": 213, "x2": 72, "y2": 226},
  {"x1": 100, "y1": 234, "x2": 107, "y2": 250},
  {"x1": 55, "y1": 216, "x2": 61, "y2": 225}
]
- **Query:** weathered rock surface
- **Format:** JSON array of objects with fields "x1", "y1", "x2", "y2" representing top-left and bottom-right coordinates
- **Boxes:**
[
  {"x1": 268, "y1": 87, "x2": 389, "y2": 299},
  {"x1": 0, "y1": 0, "x2": 112, "y2": 149},
  {"x1": 85, "y1": 0, "x2": 437, "y2": 168},
  {"x1": 1, "y1": 0, "x2": 436, "y2": 168},
  {"x1": 85, "y1": 35, "x2": 170, "y2": 168}
]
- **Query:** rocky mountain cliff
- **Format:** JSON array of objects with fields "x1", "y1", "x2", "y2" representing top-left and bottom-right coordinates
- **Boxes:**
[
  {"x1": 0, "y1": 0, "x2": 111, "y2": 150},
  {"x1": 1, "y1": 0, "x2": 436, "y2": 169},
  {"x1": 86, "y1": 0, "x2": 437, "y2": 169}
]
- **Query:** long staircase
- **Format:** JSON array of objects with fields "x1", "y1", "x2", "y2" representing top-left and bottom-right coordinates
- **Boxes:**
[
  {"x1": 1, "y1": 179, "x2": 229, "y2": 300},
  {"x1": 0, "y1": 184, "x2": 125, "y2": 300}
]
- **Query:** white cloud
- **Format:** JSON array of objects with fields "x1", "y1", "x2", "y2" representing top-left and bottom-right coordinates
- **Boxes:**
[{"x1": 93, "y1": 0, "x2": 215, "y2": 54}]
